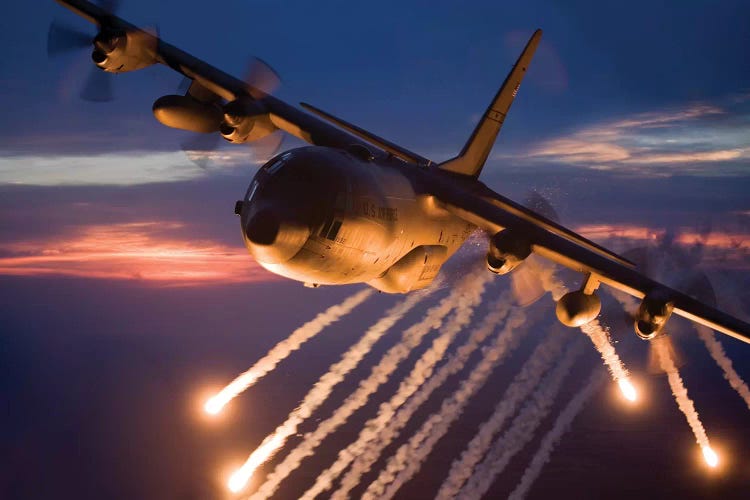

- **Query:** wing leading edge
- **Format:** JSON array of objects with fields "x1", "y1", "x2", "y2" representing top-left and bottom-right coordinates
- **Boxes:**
[{"x1": 54, "y1": 0, "x2": 398, "y2": 156}]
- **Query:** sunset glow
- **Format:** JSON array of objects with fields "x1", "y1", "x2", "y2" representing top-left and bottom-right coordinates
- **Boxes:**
[{"x1": 0, "y1": 221, "x2": 272, "y2": 285}]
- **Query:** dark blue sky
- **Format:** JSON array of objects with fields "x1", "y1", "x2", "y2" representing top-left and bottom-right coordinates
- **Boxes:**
[{"x1": 1, "y1": 1, "x2": 749, "y2": 499}]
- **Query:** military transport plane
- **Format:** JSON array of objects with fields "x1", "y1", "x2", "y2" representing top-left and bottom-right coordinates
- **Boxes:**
[{"x1": 51, "y1": 0, "x2": 750, "y2": 345}]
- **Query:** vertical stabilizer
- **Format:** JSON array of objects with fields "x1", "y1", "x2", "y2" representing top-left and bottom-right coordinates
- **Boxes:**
[{"x1": 439, "y1": 29, "x2": 542, "y2": 178}]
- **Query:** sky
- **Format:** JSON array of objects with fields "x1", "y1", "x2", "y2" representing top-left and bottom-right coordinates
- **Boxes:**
[{"x1": 2, "y1": 0, "x2": 750, "y2": 499}]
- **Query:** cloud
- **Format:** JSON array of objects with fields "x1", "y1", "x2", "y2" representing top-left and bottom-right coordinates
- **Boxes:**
[
  {"x1": 0, "y1": 221, "x2": 274, "y2": 285},
  {"x1": 573, "y1": 223, "x2": 750, "y2": 268},
  {"x1": 511, "y1": 100, "x2": 750, "y2": 175},
  {"x1": 0, "y1": 150, "x2": 262, "y2": 186}
]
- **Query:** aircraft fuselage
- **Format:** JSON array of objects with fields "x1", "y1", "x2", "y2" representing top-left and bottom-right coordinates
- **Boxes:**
[{"x1": 238, "y1": 147, "x2": 476, "y2": 293}]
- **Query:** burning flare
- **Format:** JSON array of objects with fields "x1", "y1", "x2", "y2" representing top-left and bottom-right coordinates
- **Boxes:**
[
  {"x1": 580, "y1": 320, "x2": 638, "y2": 403},
  {"x1": 618, "y1": 378, "x2": 638, "y2": 402},
  {"x1": 205, "y1": 288, "x2": 373, "y2": 415},
  {"x1": 249, "y1": 271, "x2": 491, "y2": 499},
  {"x1": 702, "y1": 446, "x2": 719, "y2": 468},
  {"x1": 223, "y1": 290, "x2": 429, "y2": 493},
  {"x1": 653, "y1": 336, "x2": 719, "y2": 469}
]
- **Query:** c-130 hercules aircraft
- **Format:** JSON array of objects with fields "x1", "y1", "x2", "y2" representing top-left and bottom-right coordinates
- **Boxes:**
[{"x1": 51, "y1": 0, "x2": 750, "y2": 345}]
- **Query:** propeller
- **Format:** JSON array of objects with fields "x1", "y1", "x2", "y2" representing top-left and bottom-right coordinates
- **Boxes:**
[
  {"x1": 180, "y1": 57, "x2": 284, "y2": 166},
  {"x1": 508, "y1": 190, "x2": 562, "y2": 306},
  {"x1": 47, "y1": 0, "x2": 121, "y2": 102},
  {"x1": 47, "y1": 21, "x2": 92, "y2": 57}
]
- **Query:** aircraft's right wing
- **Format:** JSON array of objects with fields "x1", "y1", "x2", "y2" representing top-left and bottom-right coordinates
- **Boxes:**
[
  {"x1": 54, "y1": 0, "x2": 424, "y2": 159},
  {"x1": 427, "y1": 173, "x2": 750, "y2": 345}
]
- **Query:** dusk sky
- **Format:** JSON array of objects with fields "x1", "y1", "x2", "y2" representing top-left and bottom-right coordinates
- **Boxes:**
[{"x1": 2, "y1": 1, "x2": 750, "y2": 499}]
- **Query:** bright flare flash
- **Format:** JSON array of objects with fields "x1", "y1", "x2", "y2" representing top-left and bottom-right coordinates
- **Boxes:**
[
  {"x1": 227, "y1": 432, "x2": 286, "y2": 493},
  {"x1": 618, "y1": 378, "x2": 638, "y2": 402},
  {"x1": 702, "y1": 446, "x2": 719, "y2": 468},
  {"x1": 204, "y1": 396, "x2": 223, "y2": 415},
  {"x1": 228, "y1": 470, "x2": 247, "y2": 493}
]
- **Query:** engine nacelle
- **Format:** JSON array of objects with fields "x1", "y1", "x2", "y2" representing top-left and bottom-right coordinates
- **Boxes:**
[
  {"x1": 368, "y1": 245, "x2": 447, "y2": 294},
  {"x1": 152, "y1": 95, "x2": 223, "y2": 133},
  {"x1": 556, "y1": 290, "x2": 601, "y2": 327},
  {"x1": 221, "y1": 97, "x2": 277, "y2": 144},
  {"x1": 486, "y1": 230, "x2": 531, "y2": 275},
  {"x1": 634, "y1": 289, "x2": 674, "y2": 340},
  {"x1": 91, "y1": 27, "x2": 157, "y2": 73}
]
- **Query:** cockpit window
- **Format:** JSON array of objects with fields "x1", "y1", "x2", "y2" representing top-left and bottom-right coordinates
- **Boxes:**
[{"x1": 264, "y1": 152, "x2": 291, "y2": 175}]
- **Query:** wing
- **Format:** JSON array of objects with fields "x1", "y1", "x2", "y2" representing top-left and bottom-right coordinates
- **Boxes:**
[
  {"x1": 425, "y1": 173, "x2": 750, "y2": 345},
  {"x1": 54, "y1": 0, "x2": 427, "y2": 158}
]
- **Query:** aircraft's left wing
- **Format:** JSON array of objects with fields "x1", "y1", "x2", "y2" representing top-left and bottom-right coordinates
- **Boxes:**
[
  {"x1": 427, "y1": 173, "x2": 750, "y2": 345},
  {"x1": 54, "y1": 0, "x2": 419, "y2": 157}
]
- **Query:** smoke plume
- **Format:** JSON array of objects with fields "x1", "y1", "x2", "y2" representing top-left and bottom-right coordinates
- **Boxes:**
[
  {"x1": 458, "y1": 338, "x2": 584, "y2": 499},
  {"x1": 206, "y1": 288, "x2": 373, "y2": 415},
  {"x1": 249, "y1": 270, "x2": 491, "y2": 499}
]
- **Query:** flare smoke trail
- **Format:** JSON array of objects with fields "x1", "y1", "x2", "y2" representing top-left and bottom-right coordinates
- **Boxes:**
[
  {"x1": 525, "y1": 256, "x2": 567, "y2": 301},
  {"x1": 226, "y1": 290, "x2": 430, "y2": 493},
  {"x1": 580, "y1": 320, "x2": 637, "y2": 401},
  {"x1": 302, "y1": 276, "x2": 490, "y2": 500},
  {"x1": 508, "y1": 368, "x2": 608, "y2": 500},
  {"x1": 459, "y1": 339, "x2": 585, "y2": 499},
  {"x1": 370, "y1": 309, "x2": 554, "y2": 500},
  {"x1": 434, "y1": 325, "x2": 567, "y2": 500},
  {"x1": 249, "y1": 270, "x2": 491, "y2": 500},
  {"x1": 205, "y1": 288, "x2": 373, "y2": 415},
  {"x1": 696, "y1": 325, "x2": 750, "y2": 410},
  {"x1": 652, "y1": 336, "x2": 718, "y2": 467},
  {"x1": 332, "y1": 291, "x2": 517, "y2": 499}
]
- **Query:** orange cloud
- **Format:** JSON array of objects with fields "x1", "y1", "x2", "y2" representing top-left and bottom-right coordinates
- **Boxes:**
[{"x1": 0, "y1": 222, "x2": 276, "y2": 286}]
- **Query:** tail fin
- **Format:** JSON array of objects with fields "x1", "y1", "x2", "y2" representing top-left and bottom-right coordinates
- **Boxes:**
[{"x1": 439, "y1": 29, "x2": 542, "y2": 178}]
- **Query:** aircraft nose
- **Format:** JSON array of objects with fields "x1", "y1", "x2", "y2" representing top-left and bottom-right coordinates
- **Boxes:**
[
  {"x1": 245, "y1": 209, "x2": 280, "y2": 245},
  {"x1": 243, "y1": 207, "x2": 310, "y2": 264}
]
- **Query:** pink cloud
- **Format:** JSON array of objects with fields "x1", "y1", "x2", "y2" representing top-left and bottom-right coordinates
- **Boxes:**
[{"x1": 0, "y1": 221, "x2": 276, "y2": 286}]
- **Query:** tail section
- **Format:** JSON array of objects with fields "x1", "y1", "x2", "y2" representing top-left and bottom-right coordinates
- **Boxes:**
[{"x1": 439, "y1": 29, "x2": 542, "y2": 178}]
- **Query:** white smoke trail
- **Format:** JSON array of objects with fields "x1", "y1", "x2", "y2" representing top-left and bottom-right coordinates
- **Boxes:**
[
  {"x1": 607, "y1": 288, "x2": 639, "y2": 316},
  {"x1": 332, "y1": 291, "x2": 518, "y2": 499},
  {"x1": 433, "y1": 324, "x2": 567, "y2": 500},
  {"x1": 652, "y1": 336, "x2": 718, "y2": 467},
  {"x1": 363, "y1": 309, "x2": 568, "y2": 498},
  {"x1": 580, "y1": 320, "x2": 637, "y2": 402},
  {"x1": 458, "y1": 339, "x2": 585, "y2": 499},
  {"x1": 696, "y1": 325, "x2": 750, "y2": 410},
  {"x1": 248, "y1": 270, "x2": 491, "y2": 500},
  {"x1": 205, "y1": 288, "x2": 373, "y2": 415},
  {"x1": 225, "y1": 290, "x2": 431, "y2": 493},
  {"x1": 525, "y1": 256, "x2": 568, "y2": 301},
  {"x1": 508, "y1": 368, "x2": 608, "y2": 500},
  {"x1": 302, "y1": 274, "x2": 490, "y2": 500}
]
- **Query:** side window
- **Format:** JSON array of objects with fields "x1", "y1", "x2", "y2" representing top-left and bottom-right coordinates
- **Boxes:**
[
  {"x1": 245, "y1": 180, "x2": 259, "y2": 202},
  {"x1": 320, "y1": 219, "x2": 343, "y2": 241}
]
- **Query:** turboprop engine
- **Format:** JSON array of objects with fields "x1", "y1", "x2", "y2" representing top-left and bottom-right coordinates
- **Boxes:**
[
  {"x1": 486, "y1": 230, "x2": 531, "y2": 275},
  {"x1": 220, "y1": 97, "x2": 277, "y2": 144},
  {"x1": 634, "y1": 289, "x2": 674, "y2": 340},
  {"x1": 91, "y1": 26, "x2": 158, "y2": 73},
  {"x1": 152, "y1": 95, "x2": 277, "y2": 142}
]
